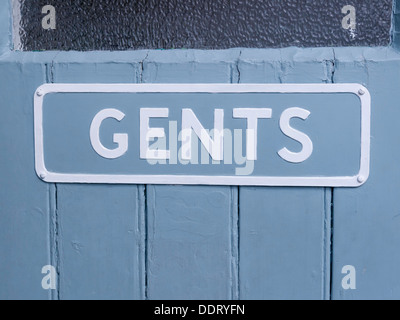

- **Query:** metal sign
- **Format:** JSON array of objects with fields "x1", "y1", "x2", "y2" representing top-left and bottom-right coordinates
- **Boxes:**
[
  {"x1": 34, "y1": 83, "x2": 370, "y2": 187},
  {"x1": 15, "y1": 0, "x2": 392, "y2": 50}
]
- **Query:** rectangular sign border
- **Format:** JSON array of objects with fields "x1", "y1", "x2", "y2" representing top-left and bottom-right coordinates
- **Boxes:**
[{"x1": 34, "y1": 83, "x2": 371, "y2": 187}]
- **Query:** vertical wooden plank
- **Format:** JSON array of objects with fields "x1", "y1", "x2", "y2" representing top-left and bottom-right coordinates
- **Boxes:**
[
  {"x1": 239, "y1": 188, "x2": 327, "y2": 299},
  {"x1": 0, "y1": 61, "x2": 50, "y2": 300},
  {"x1": 52, "y1": 55, "x2": 146, "y2": 300},
  {"x1": 56, "y1": 185, "x2": 143, "y2": 300},
  {"x1": 144, "y1": 50, "x2": 240, "y2": 299},
  {"x1": 331, "y1": 48, "x2": 400, "y2": 299},
  {"x1": 146, "y1": 185, "x2": 235, "y2": 299},
  {"x1": 238, "y1": 48, "x2": 333, "y2": 300}
]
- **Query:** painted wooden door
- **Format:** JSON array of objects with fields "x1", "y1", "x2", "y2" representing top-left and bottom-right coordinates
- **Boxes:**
[{"x1": 1, "y1": 0, "x2": 399, "y2": 300}]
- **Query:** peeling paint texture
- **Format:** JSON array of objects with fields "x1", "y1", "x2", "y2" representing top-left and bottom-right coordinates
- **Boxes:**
[{"x1": 16, "y1": 0, "x2": 392, "y2": 51}]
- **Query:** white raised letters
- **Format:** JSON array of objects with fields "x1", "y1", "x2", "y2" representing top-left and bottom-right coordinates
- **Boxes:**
[
  {"x1": 90, "y1": 108, "x2": 128, "y2": 159},
  {"x1": 90, "y1": 107, "x2": 313, "y2": 164},
  {"x1": 233, "y1": 108, "x2": 272, "y2": 161},
  {"x1": 140, "y1": 108, "x2": 171, "y2": 160},
  {"x1": 181, "y1": 109, "x2": 224, "y2": 161},
  {"x1": 278, "y1": 107, "x2": 313, "y2": 163}
]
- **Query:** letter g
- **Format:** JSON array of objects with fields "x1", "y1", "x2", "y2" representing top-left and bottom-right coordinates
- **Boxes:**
[{"x1": 90, "y1": 108, "x2": 128, "y2": 159}]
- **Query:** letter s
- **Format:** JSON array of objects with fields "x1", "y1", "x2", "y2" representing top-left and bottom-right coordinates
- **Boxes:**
[
  {"x1": 278, "y1": 107, "x2": 313, "y2": 163},
  {"x1": 90, "y1": 109, "x2": 128, "y2": 159}
]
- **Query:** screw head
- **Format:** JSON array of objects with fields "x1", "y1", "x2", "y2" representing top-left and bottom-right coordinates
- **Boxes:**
[
  {"x1": 39, "y1": 173, "x2": 46, "y2": 180},
  {"x1": 357, "y1": 175, "x2": 365, "y2": 183},
  {"x1": 358, "y1": 89, "x2": 365, "y2": 96},
  {"x1": 36, "y1": 89, "x2": 43, "y2": 97}
]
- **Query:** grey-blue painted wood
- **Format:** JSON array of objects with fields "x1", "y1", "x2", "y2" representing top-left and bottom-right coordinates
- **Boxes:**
[
  {"x1": 146, "y1": 185, "x2": 237, "y2": 299},
  {"x1": 239, "y1": 187, "x2": 330, "y2": 299},
  {"x1": 3, "y1": 0, "x2": 400, "y2": 299},
  {"x1": 55, "y1": 185, "x2": 143, "y2": 300},
  {"x1": 238, "y1": 49, "x2": 333, "y2": 300},
  {"x1": 331, "y1": 48, "x2": 400, "y2": 300},
  {"x1": 51, "y1": 58, "x2": 145, "y2": 300},
  {"x1": 143, "y1": 50, "x2": 239, "y2": 299},
  {"x1": 0, "y1": 61, "x2": 50, "y2": 300}
]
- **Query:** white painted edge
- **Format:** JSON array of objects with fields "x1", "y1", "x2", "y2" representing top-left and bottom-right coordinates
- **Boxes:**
[{"x1": 34, "y1": 83, "x2": 371, "y2": 187}]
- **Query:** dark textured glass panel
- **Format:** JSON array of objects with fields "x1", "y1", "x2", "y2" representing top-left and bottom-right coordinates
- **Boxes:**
[{"x1": 16, "y1": 0, "x2": 393, "y2": 51}]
